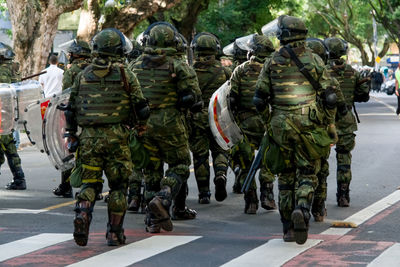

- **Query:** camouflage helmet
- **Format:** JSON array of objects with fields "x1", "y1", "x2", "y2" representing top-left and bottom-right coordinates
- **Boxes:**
[
  {"x1": 142, "y1": 21, "x2": 179, "y2": 48},
  {"x1": 277, "y1": 15, "x2": 308, "y2": 44},
  {"x1": 127, "y1": 39, "x2": 143, "y2": 61},
  {"x1": 191, "y1": 32, "x2": 221, "y2": 55},
  {"x1": 236, "y1": 34, "x2": 274, "y2": 57},
  {"x1": 324, "y1": 37, "x2": 347, "y2": 59},
  {"x1": 91, "y1": 28, "x2": 133, "y2": 57},
  {"x1": 67, "y1": 39, "x2": 91, "y2": 57},
  {"x1": 0, "y1": 42, "x2": 15, "y2": 60},
  {"x1": 306, "y1": 38, "x2": 328, "y2": 62}
]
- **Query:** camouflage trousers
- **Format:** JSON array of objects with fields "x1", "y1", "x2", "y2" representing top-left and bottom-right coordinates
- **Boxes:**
[
  {"x1": 128, "y1": 168, "x2": 144, "y2": 199},
  {"x1": 313, "y1": 150, "x2": 330, "y2": 204},
  {"x1": 231, "y1": 113, "x2": 275, "y2": 191},
  {"x1": 76, "y1": 125, "x2": 132, "y2": 217},
  {"x1": 189, "y1": 125, "x2": 228, "y2": 194},
  {"x1": 270, "y1": 112, "x2": 321, "y2": 223},
  {"x1": 335, "y1": 133, "x2": 355, "y2": 184},
  {"x1": 0, "y1": 134, "x2": 24, "y2": 179},
  {"x1": 141, "y1": 110, "x2": 191, "y2": 205}
]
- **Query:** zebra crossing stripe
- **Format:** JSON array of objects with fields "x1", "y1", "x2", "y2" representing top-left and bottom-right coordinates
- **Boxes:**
[
  {"x1": 0, "y1": 233, "x2": 72, "y2": 262},
  {"x1": 367, "y1": 243, "x2": 400, "y2": 266},
  {"x1": 322, "y1": 190, "x2": 400, "y2": 236},
  {"x1": 220, "y1": 239, "x2": 322, "y2": 267},
  {"x1": 67, "y1": 235, "x2": 201, "y2": 267},
  {"x1": 0, "y1": 209, "x2": 47, "y2": 214}
]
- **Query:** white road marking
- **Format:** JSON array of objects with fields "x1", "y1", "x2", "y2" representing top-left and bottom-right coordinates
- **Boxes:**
[
  {"x1": 220, "y1": 239, "x2": 322, "y2": 267},
  {"x1": 370, "y1": 95, "x2": 397, "y2": 113},
  {"x1": 359, "y1": 113, "x2": 397, "y2": 116},
  {"x1": 367, "y1": 243, "x2": 400, "y2": 266},
  {"x1": 67, "y1": 235, "x2": 201, "y2": 267},
  {"x1": 0, "y1": 208, "x2": 47, "y2": 214},
  {"x1": 322, "y1": 190, "x2": 400, "y2": 235},
  {"x1": 0, "y1": 233, "x2": 72, "y2": 262}
]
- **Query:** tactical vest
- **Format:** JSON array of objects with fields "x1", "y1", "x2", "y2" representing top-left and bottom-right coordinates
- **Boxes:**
[
  {"x1": 270, "y1": 53, "x2": 316, "y2": 110},
  {"x1": 328, "y1": 64, "x2": 356, "y2": 106},
  {"x1": 238, "y1": 60, "x2": 263, "y2": 111},
  {"x1": 132, "y1": 59, "x2": 177, "y2": 109},
  {"x1": 75, "y1": 65, "x2": 131, "y2": 126},
  {"x1": 194, "y1": 59, "x2": 228, "y2": 107}
]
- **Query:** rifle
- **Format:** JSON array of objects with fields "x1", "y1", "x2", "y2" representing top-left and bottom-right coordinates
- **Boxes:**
[
  {"x1": 241, "y1": 133, "x2": 268, "y2": 193},
  {"x1": 21, "y1": 71, "x2": 47, "y2": 81}
]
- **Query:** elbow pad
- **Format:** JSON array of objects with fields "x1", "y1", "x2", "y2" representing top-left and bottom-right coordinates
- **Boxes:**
[
  {"x1": 190, "y1": 100, "x2": 204, "y2": 113},
  {"x1": 253, "y1": 90, "x2": 268, "y2": 112},
  {"x1": 135, "y1": 99, "x2": 150, "y2": 120},
  {"x1": 178, "y1": 92, "x2": 195, "y2": 109},
  {"x1": 324, "y1": 87, "x2": 337, "y2": 109}
]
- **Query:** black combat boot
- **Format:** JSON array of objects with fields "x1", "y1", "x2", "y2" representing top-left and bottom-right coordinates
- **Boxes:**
[
  {"x1": 5, "y1": 178, "x2": 26, "y2": 190},
  {"x1": 282, "y1": 220, "x2": 295, "y2": 242},
  {"x1": 53, "y1": 182, "x2": 73, "y2": 198},
  {"x1": 148, "y1": 186, "x2": 173, "y2": 231},
  {"x1": 214, "y1": 174, "x2": 227, "y2": 202},
  {"x1": 244, "y1": 189, "x2": 259, "y2": 214},
  {"x1": 145, "y1": 208, "x2": 161, "y2": 233},
  {"x1": 337, "y1": 183, "x2": 350, "y2": 207},
  {"x1": 312, "y1": 198, "x2": 327, "y2": 222},
  {"x1": 260, "y1": 183, "x2": 276, "y2": 210},
  {"x1": 73, "y1": 201, "x2": 92, "y2": 246},
  {"x1": 232, "y1": 166, "x2": 242, "y2": 194},
  {"x1": 198, "y1": 191, "x2": 211, "y2": 204},
  {"x1": 291, "y1": 207, "x2": 310, "y2": 245},
  {"x1": 172, "y1": 182, "x2": 197, "y2": 220},
  {"x1": 106, "y1": 213, "x2": 126, "y2": 246}
]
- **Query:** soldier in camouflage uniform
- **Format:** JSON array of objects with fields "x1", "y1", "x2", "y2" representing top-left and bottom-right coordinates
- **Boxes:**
[
  {"x1": 189, "y1": 32, "x2": 231, "y2": 204},
  {"x1": 254, "y1": 16, "x2": 338, "y2": 244},
  {"x1": 65, "y1": 28, "x2": 149, "y2": 246},
  {"x1": 0, "y1": 42, "x2": 26, "y2": 190},
  {"x1": 129, "y1": 22, "x2": 202, "y2": 233},
  {"x1": 324, "y1": 37, "x2": 369, "y2": 207},
  {"x1": 53, "y1": 39, "x2": 91, "y2": 198},
  {"x1": 229, "y1": 34, "x2": 276, "y2": 214},
  {"x1": 306, "y1": 38, "x2": 346, "y2": 222}
]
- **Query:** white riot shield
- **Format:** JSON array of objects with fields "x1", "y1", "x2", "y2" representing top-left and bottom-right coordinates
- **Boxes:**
[
  {"x1": 235, "y1": 34, "x2": 254, "y2": 52},
  {"x1": 0, "y1": 83, "x2": 17, "y2": 135},
  {"x1": 222, "y1": 42, "x2": 234, "y2": 56},
  {"x1": 12, "y1": 80, "x2": 42, "y2": 128},
  {"x1": 43, "y1": 92, "x2": 74, "y2": 171},
  {"x1": 208, "y1": 81, "x2": 243, "y2": 150},
  {"x1": 23, "y1": 97, "x2": 51, "y2": 152},
  {"x1": 261, "y1": 19, "x2": 279, "y2": 37}
]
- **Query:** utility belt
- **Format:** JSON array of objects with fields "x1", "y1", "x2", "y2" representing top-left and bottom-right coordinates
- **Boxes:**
[{"x1": 273, "y1": 104, "x2": 313, "y2": 115}]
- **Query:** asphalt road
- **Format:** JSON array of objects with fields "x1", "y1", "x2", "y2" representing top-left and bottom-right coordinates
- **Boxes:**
[{"x1": 1, "y1": 91, "x2": 400, "y2": 266}]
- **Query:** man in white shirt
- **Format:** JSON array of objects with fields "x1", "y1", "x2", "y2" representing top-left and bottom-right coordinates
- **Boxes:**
[{"x1": 39, "y1": 54, "x2": 64, "y2": 97}]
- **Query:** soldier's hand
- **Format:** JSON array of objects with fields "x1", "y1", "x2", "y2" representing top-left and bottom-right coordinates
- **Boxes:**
[
  {"x1": 328, "y1": 123, "x2": 338, "y2": 146},
  {"x1": 67, "y1": 135, "x2": 79, "y2": 153},
  {"x1": 136, "y1": 125, "x2": 147, "y2": 137}
]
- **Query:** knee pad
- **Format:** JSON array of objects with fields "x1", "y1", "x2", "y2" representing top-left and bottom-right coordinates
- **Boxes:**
[
  {"x1": 77, "y1": 187, "x2": 97, "y2": 202},
  {"x1": 108, "y1": 190, "x2": 128, "y2": 214}
]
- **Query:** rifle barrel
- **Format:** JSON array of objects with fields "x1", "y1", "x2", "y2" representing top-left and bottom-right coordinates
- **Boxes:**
[{"x1": 21, "y1": 71, "x2": 47, "y2": 81}]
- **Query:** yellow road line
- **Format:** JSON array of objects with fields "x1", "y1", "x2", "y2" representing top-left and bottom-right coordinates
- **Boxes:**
[{"x1": 43, "y1": 192, "x2": 109, "y2": 211}]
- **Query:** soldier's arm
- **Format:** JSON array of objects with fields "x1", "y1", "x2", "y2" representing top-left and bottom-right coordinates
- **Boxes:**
[
  {"x1": 229, "y1": 63, "x2": 245, "y2": 110},
  {"x1": 174, "y1": 59, "x2": 203, "y2": 109},
  {"x1": 354, "y1": 69, "x2": 370, "y2": 102},
  {"x1": 62, "y1": 69, "x2": 73, "y2": 90},
  {"x1": 254, "y1": 58, "x2": 272, "y2": 112},
  {"x1": 65, "y1": 73, "x2": 81, "y2": 133}
]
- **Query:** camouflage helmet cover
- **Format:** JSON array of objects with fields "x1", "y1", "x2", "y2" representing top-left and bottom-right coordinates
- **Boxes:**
[
  {"x1": 176, "y1": 32, "x2": 188, "y2": 54},
  {"x1": 91, "y1": 28, "x2": 133, "y2": 56},
  {"x1": 306, "y1": 38, "x2": 328, "y2": 62},
  {"x1": 191, "y1": 32, "x2": 221, "y2": 55},
  {"x1": 233, "y1": 40, "x2": 247, "y2": 60},
  {"x1": 0, "y1": 42, "x2": 15, "y2": 60},
  {"x1": 143, "y1": 21, "x2": 179, "y2": 48},
  {"x1": 324, "y1": 37, "x2": 347, "y2": 59},
  {"x1": 236, "y1": 34, "x2": 274, "y2": 57},
  {"x1": 277, "y1": 15, "x2": 308, "y2": 43},
  {"x1": 67, "y1": 39, "x2": 91, "y2": 57}
]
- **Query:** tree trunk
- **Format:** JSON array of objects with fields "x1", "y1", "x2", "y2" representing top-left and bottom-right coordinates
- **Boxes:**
[
  {"x1": 80, "y1": 0, "x2": 182, "y2": 38},
  {"x1": 76, "y1": 0, "x2": 100, "y2": 42},
  {"x1": 7, "y1": 0, "x2": 83, "y2": 76},
  {"x1": 171, "y1": 0, "x2": 211, "y2": 41}
]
